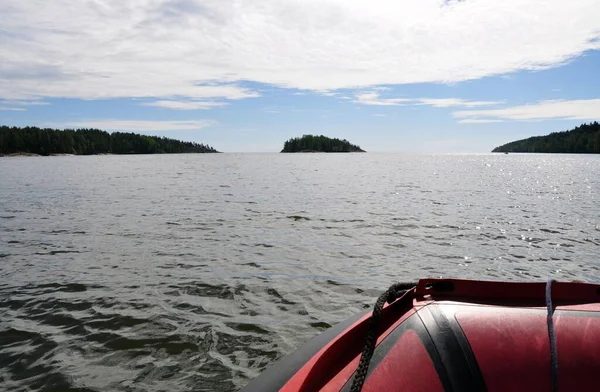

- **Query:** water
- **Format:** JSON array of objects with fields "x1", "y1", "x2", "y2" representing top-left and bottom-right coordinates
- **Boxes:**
[{"x1": 0, "y1": 153, "x2": 598, "y2": 391}]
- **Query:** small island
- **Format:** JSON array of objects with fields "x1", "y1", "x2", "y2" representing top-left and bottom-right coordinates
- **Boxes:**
[
  {"x1": 492, "y1": 122, "x2": 599, "y2": 153},
  {"x1": 0, "y1": 126, "x2": 219, "y2": 156},
  {"x1": 281, "y1": 134, "x2": 365, "y2": 153}
]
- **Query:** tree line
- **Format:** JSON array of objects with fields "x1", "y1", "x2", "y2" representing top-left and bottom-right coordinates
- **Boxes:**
[
  {"x1": 281, "y1": 134, "x2": 365, "y2": 152},
  {"x1": 492, "y1": 122, "x2": 600, "y2": 153},
  {"x1": 0, "y1": 126, "x2": 219, "y2": 155}
]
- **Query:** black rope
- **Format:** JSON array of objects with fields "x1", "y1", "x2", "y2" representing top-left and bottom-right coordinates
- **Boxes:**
[
  {"x1": 349, "y1": 282, "x2": 417, "y2": 392},
  {"x1": 546, "y1": 279, "x2": 558, "y2": 392},
  {"x1": 350, "y1": 279, "x2": 560, "y2": 392}
]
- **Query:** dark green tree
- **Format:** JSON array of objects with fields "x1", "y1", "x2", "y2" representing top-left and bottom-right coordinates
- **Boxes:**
[
  {"x1": 281, "y1": 134, "x2": 365, "y2": 152},
  {"x1": 0, "y1": 126, "x2": 219, "y2": 155},
  {"x1": 492, "y1": 122, "x2": 600, "y2": 153}
]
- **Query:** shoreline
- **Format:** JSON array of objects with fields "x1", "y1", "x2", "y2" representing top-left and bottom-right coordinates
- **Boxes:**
[
  {"x1": 0, "y1": 152, "x2": 41, "y2": 157},
  {"x1": 0, "y1": 153, "x2": 77, "y2": 157},
  {"x1": 280, "y1": 149, "x2": 366, "y2": 153},
  {"x1": 0, "y1": 152, "x2": 227, "y2": 157}
]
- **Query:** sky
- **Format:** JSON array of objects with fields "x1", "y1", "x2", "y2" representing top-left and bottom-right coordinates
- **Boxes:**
[{"x1": 1, "y1": 0, "x2": 599, "y2": 152}]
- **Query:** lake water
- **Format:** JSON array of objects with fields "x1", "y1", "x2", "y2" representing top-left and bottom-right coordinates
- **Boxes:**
[{"x1": 1, "y1": 153, "x2": 599, "y2": 391}]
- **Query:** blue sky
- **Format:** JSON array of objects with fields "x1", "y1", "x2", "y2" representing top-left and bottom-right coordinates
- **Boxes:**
[{"x1": 1, "y1": 0, "x2": 599, "y2": 152}]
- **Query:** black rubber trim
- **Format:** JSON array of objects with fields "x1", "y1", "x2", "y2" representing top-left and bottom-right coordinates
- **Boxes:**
[
  {"x1": 340, "y1": 312, "x2": 451, "y2": 392},
  {"x1": 418, "y1": 305, "x2": 487, "y2": 392},
  {"x1": 443, "y1": 306, "x2": 488, "y2": 391},
  {"x1": 239, "y1": 309, "x2": 369, "y2": 392},
  {"x1": 418, "y1": 313, "x2": 454, "y2": 392},
  {"x1": 241, "y1": 305, "x2": 597, "y2": 391}
]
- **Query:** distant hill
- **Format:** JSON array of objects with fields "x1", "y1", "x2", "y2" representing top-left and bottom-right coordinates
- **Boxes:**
[
  {"x1": 492, "y1": 122, "x2": 600, "y2": 153},
  {"x1": 281, "y1": 134, "x2": 365, "y2": 153},
  {"x1": 0, "y1": 126, "x2": 219, "y2": 155}
]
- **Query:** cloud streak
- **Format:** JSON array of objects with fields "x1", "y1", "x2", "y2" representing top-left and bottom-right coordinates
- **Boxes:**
[
  {"x1": 454, "y1": 99, "x2": 600, "y2": 122},
  {"x1": 0, "y1": 99, "x2": 49, "y2": 111},
  {"x1": 0, "y1": 106, "x2": 26, "y2": 111},
  {"x1": 416, "y1": 98, "x2": 504, "y2": 108},
  {"x1": 458, "y1": 119, "x2": 503, "y2": 124},
  {"x1": 142, "y1": 100, "x2": 228, "y2": 110},
  {"x1": 354, "y1": 92, "x2": 412, "y2": 106},
  {"x1": 0, "y1": 99, "x2": 49, "y2": 106},
  {"x1": 354, "y1": 92, "x2": 501, "y2": 108},
  {"x1": 1, "y1": 0, "x2": 598, "y2": 101}
]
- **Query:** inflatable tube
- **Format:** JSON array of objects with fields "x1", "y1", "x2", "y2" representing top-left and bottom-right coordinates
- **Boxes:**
[{"x1": 241, "y1": 278, "x2": 600, "y2": 391}]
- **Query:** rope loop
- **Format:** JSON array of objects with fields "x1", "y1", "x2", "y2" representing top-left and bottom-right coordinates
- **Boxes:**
[{"x1": 349, "y1": 282, "x2": 417, "y2": 392}]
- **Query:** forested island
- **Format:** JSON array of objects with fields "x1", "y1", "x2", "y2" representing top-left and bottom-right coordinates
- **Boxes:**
[
  {"x1": 492, "y1": 122, "x2": 599, "y2": 153},
  {"x1": 0, "y1": 126, "x2": 219, "y2": 155},
  {"x1": 281, "y1": 135, "x2": 365, "y2": 152}
]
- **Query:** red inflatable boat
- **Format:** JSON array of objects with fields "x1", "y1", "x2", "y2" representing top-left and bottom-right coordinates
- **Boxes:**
[{"x1": 241, "y1": 278, "x2": 600, "y2": 391}]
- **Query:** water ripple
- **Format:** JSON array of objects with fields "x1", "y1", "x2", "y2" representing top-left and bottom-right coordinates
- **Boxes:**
[{"x1": 0, "y1": 153, "x2": 598, "y2": 391}]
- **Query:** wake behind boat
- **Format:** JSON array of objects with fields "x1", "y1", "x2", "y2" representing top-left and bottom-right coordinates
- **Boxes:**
[{"x1": 241, "y1": 278, "x2": 600, "y2": 391}]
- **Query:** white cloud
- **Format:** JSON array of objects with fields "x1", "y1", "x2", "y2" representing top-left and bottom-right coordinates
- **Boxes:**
[
  {"x1": 354, "y1": 92, "x2": 502, "y2": 108},
  {"x1": 374, "y1": 113, "x2": 386, "y2": 117},
  {"x1": 454, "y1": 99, "x2": 600, "y2": 122},
  {"x1": 0, "y1": 99, "x2": 49, "y2": 111},
  {"x1": 0, "y1": 106, "x2": 26, "y2": 111},
  {"x1": 354, "y1": 92, "x2": 412, "y2": 106},
  {"x1": 416, "y1": 98, "x2": 503, "y2": 108},
  {"x1": 1, "y1": 0, "x2": 598, "y2": 100},
  {"x1": 458, "y1": 119, "x2": 503, "y2": 124},
  {"x1": 49, "y1": 120, "x2": 216, "y2": 132},
  {"x1": 142, "y1": 100, "x2": 228, "y2": 110},
  {"x1": 0, "y1": 99, "x2": 49, "y2": 106}
]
